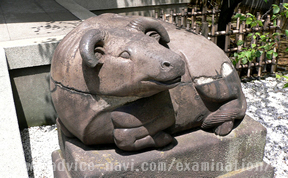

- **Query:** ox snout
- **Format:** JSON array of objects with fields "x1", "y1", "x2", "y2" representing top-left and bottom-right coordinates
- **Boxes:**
[{"x1": 156, "y1": 53, "x2": 185, "y2": 85}]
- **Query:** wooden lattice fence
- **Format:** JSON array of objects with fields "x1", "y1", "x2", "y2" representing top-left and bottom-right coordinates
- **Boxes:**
[{"x1": 154, "y1": 6, "x2": 281, "y2": 77}]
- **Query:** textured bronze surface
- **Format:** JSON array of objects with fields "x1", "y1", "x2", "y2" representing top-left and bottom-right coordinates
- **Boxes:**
[{"x1": 50, "y1": 13, "x2": 247, "y2": 151}]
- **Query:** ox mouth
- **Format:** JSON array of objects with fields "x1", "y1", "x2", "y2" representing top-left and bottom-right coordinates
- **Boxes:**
[{"x1": 153, "y1": 76, "x2": 182, "y2": 85}]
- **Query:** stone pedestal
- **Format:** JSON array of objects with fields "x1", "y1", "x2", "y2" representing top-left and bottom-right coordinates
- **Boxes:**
[{"x1": 52, "y1": 115, "x2": 274, "y2": 177}]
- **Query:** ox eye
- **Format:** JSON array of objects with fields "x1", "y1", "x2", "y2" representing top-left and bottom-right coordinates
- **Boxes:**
[{"x1": 119, "y1": 51, "x2": 130, "y2": 59}]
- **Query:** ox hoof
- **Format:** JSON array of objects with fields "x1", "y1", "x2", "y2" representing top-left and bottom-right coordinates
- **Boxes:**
[
  {"x1": 113, "y1": 129, "x2": 173, "y2": 151},
  {"x1": 153, "y1": 131, "x2": 173, "y2": 147},
  {"x1": 214, "y1": 120, "x2": 234, "y2": 136}
]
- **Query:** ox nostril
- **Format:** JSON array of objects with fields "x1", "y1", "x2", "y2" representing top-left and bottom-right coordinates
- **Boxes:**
[{"x1": 162, "y1": 61, "x2": 171, "y2": 68}]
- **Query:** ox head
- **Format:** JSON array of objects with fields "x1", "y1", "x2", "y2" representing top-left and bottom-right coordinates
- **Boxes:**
[{"x1": 79, "y1": 17, "x2": 185, "y2": 97}]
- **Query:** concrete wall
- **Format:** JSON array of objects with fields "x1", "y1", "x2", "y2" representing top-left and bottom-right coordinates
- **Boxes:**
[{"x1": 3, "y1": 38, "x2": 61, "y2": 128}]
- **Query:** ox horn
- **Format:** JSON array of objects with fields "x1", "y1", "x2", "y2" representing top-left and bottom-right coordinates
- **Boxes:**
[
  {"x1": 128, "y1": 17, "x2": 170, "y2": 43},
  {"x1": 79, "y1": 29, "x2": 106, "y2": 68}
]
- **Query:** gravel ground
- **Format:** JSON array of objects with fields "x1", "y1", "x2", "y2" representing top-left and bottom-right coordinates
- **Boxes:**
[
  {"x1": 241, "y1": 76, "x2": 288, "y2": 178},
  {"x1": 21, "y1": 76, "x2": 288, "y2": 178}
]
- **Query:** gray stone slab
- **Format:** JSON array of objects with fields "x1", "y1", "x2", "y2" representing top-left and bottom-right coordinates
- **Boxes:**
[
  {"x1": 73, "y1": 0, "x2": 191, "y2": 11},
  {"x1": 0, "y1": 0, "x2": 51, "y2": 23},
  {"x1": 5, "y1": 20, "x2": 79, "y2": 41},
  {"x1": 56, "y1": 0, "x2": 96, "y2": 20},
  {"x1": 2, "y1": 37, "x2": 61, "y2": 69},
  {"x1": 0, "y1": 0, "x2": 80, "y2": 42},
  {"x1": 52, "y1": 115, "x2": 274, "y2": 177},
  {"x1": 0, "y1": 47, "x2": 28, "y2": 177},
  {"x1": 34, "y1": 0, "x2": 79, "y2": 21}
]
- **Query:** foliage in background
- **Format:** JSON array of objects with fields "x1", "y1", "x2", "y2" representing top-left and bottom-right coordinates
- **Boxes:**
[
  {"x1": 276, "y1": 73, "x2": 288, "y2": 88},
  {"x1": 232, "y1": 3, "x2": 288, "y2": 66}
]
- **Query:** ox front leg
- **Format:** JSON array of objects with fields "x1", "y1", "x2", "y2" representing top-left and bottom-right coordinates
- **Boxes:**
[{"x1": 111, "y1": 91, "x2": 175, "y2": 151}]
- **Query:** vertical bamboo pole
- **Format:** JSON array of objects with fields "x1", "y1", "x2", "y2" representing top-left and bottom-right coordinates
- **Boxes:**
[
  {"x1": 155, "y1": 9, "x2": 158, "y2": 19},
  {"x1": 196, "y1": 24, "x2": 200, "y2": 34},
  {"x1": 212, "y1": 6, "x2": 216, "y2": 25},
  {"x1": 162, "y1": 9, "x2": 166, "y2": 21},
  {"x1": 224, "y1": 22, "x2": 231, "y2": 55},
  {"x1": 257, "y1": 13, "x2": 270, "y2": 77},
  {"x1": 186, "y1": 13, "x2": 190, "y2": 31},
  {"x1": 236, "y1": 9, "x2": 241, "y2": 44},
  {"x1": 211, "y1": 24, "x2": 216, "y2": 43},
  {"x1": 236, "y1": 22, "x2": 244, "y2": 73},
  {"x1": 248, "y1": 35, "x2": 256, "y2": 78},
  {"x1": 202, "y1": 6, "x2": 207, "y2": 23},
  {"x1": 271, "y1": 18, "x2": 281, "y2": 74},
  {"x1": 202, "y1": 22, "x2": 209, "y2": 38},
  {"x1": 174, "y1": 9, "x2": 178, "y2": 26},
  {"x1": 191, "y1": 7, "x2": 196, "y2": 31},
  {"x1": 169, "y1": 10, "x2": 173, "y2": 24},
  {"x1": 181, "y1": 8, "x2": 185, "y2": 28},
  {"x1": 201, "y1": 6, "x2": 208, "y2": 38}
]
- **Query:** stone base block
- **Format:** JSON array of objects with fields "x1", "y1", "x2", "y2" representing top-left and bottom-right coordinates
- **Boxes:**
[{"x1": 52, "y1": 115, "x2": 274, "y2": 177}]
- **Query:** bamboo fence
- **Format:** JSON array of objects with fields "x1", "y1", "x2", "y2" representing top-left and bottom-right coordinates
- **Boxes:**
[{"x1": 154, "y1": 6, "x2": 281, "y2": 77}]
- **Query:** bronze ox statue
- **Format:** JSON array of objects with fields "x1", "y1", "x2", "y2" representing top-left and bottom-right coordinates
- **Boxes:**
[{"x1": 50, "y1": 13, "x2": 247, "y2": 151}]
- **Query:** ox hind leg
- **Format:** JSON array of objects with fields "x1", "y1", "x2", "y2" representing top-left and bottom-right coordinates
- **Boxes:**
[{"x1": 201, "y1": 98, "x2": 246, "y2": 136}]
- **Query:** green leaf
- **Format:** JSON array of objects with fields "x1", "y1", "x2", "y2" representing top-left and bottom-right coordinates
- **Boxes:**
[
  {"x1": 251, "y1": 43, "x2": 257, "y2": 48},
  {"x1": 251, "y1": 21, "x2": 258, "y2": 27},
  {"x1": 285, "y1": 30, "x2": 288, "y2": 37},
  {"x1": 273, "y1": 52, "x2": 278, "y2": 58},
  {"x1": 255, "y1": 50, "x2": 262, "y2": 57},
  {"x1": 240, "y1": 16, "x2": 246, "y2": 21},
  {"x1": 284, "y1": 83, "x2": 288, "y2": 88},
  {"x1": 271, "y1": 14, "x2": 277, "y2": 20},
  {"x1": 258, "y1": 46, "x2": 265, "y2": 49},
  {"x1": 246, "y1": 17, "x2": 253, "y2": 25},
  {"x1": 273, "y1": 19, "x2": 277, "y2": 26},
  {"x1": 242, "y1": 57, "x2": 248, "y2": 64},
  {"x1": 234, "y1": 53, "x2": 238, "y2": 57},
  {"x1": 283, "y1": 76, "x2": 288, "y2": 79},
  {"x1": 266, "y1": 53, "x2": 272, "y2": 59},
  {"x1": 264, "y1": 0, "x2": 267, "y2": 3},
  {"x1": 285, "y1": 48, "x2": 288, "y2": 52},
  {"x1": 257, "y1": 20, "x2": 263, "y2": 26},
  {"x1": 273, "y1": 5, "x2": 280, "y2": 14},
  {"x1": 246, "y1": 13, "x2": 254, "y2": 17},
  {"x1": 245, "y1": 51, "x2": 252, "y2": 58},
  {"x1": 286, "y1": 11, "x2": 288, "y2": 18},
  {"x1": 247, "y1": 33, "x2": 253, "y2": 38},
  {"x1": 260, "y1": 35, "x2": 267, "y2": 40},
  {"x1": 276, "y1": 74, "x2": 281, "y2": 79},
  {"x1": 237, "y1": 40, "x2": 244, "y2": 46},
  {"x1": 234, "y1": 13, "x2": 242, "y2": 18}
]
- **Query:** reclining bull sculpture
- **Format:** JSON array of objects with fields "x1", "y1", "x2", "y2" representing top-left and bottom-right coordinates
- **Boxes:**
[{"x1": 50, "y1": 13, "x2": 247, "y2": 151}]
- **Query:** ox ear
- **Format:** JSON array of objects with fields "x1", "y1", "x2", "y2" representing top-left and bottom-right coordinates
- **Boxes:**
[{"x1": 79, "y1": 29, "x2": 106, "y2": 68}]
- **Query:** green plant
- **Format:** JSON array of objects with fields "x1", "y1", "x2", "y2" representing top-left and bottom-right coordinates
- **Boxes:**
[
  {"x1": 232, "y1": 3, "x2": 288, "y2": 66},
  {"x1": 276, "y1": 73, "x2": 288, "y2": 88}
]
